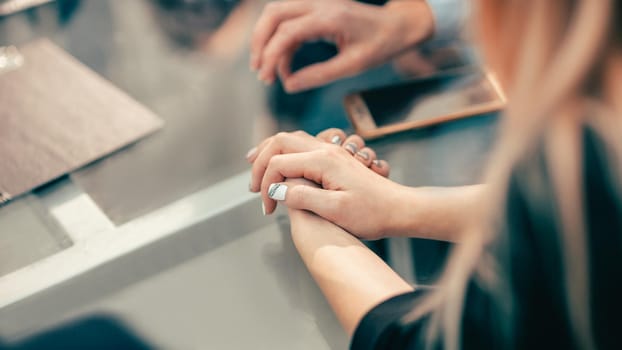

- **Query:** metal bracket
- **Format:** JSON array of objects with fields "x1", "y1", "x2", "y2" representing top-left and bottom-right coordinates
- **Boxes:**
[
  {"x1": 0, "y1": 45, "x2": 24, "y2": 75},
  {"x1": 0, "y1": 0, "x2": 55, "y2": 16},
  {"x1": 0, "y1": 191, "x2": 12, "y2": 206}
]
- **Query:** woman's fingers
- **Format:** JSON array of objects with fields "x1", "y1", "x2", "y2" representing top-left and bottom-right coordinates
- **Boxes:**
[
  {"x1": 250, "y1": 131, "x2": 319, "y2": 192},
  {"x1": 316, "y1": 128, "x2": 348, "y2": 145},
  {"x1": 245, "y1": 137, "x2": 271, "y2": 163},
  {"x1": 371, "y1": 159, "x2": 390, "y2": 178},
  {"x1": 261, "y1": 147, "x2": 354, "y2": 216},
  {"x1": 247, "y1": 129, "x2": 391, "y2": 199},
  {"x1": 250, "y1": 1, "x2": 309, "y2": 71},
  {"x1": 260, "y1": 149, "x2": 339, "y2": 215},
  {"x1": 354, "y1": 147, "x2": 376, "y2": 167},
  {"x1": 266, "y1": 181, "x2": 341, "y2": 221},
  {"x1": 342, "y1": 134, "x2": 365, "y2": 155},
  {"x1": 316, "y1": 130, "x2": 390, "y2": 176}
]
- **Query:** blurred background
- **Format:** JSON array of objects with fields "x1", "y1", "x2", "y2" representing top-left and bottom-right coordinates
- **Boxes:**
[{"x1": 0, "y1": 1, "x2": 498, "y2": 348}]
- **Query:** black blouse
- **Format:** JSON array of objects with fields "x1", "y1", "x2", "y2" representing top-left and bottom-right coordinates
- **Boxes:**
[{"x1": 351, "y1": 129, "x2": 622, "y2": 350}]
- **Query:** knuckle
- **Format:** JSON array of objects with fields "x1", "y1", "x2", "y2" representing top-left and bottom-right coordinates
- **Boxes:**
[
  {"x1": 278, "y1": 21, "x2": 294, "y2": 33},
  {"x1": 332, "y1": 193, "x2": 349, "y2": 212},
  {"x1": 275, "y1": 22, "x2": 298, "y2": 43},
  {"x1": 273, "y1": 132, "x2": 289, "y2": 145},
  {"x1": 327, "y1": 4, "x2": 347, "y2": 22},
  {"x1": 267, "y1": 155, "x2": 280, "y2": 169},
  {"x1": 264, "y1": 2, "x2": 280, "y2": 14},
  {"x1": 325, "y1": 147, "x2": 349, "y2": 163},
  {"x1": 290, "y1": 185, "x2": 306, "y2": 205},
  {"x1": 320, "y1": 147, "x2": 339, "y2": 158},
  {"x1": 326, "y1": 143, "x2": 344, "y2": 154}
]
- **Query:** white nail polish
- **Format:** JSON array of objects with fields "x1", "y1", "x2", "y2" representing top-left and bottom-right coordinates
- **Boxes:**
[
  {"x1": 262, "y1": 202, "x2": 266, "y2": 216},
  {"x1": 356, "y1": 150, "x2": 370, "y2": 160},
  {"x1": 331, "y1": 135, "x2": 342, "y2": 145},
  {"x1": 344, "y1": 142, "x2": 357, "y2": 155},
  {"x1": 268, "y1": 183, "x2": 288, "y2": 201},
  {"x1": 246, "y1": 147, "x2": 258, "y2": 159}
]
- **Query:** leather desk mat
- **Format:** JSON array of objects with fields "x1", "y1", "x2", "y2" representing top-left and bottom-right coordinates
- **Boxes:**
[{"x1": 0, "y1": 39, "x2": 163, "y2": 204}]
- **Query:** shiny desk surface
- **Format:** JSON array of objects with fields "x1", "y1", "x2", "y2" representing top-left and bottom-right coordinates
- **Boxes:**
[{"x1": 0, "y1": 0, "x2": 497, "y2": 348}]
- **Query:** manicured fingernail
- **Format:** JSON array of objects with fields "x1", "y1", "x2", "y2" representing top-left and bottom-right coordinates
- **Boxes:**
[
  {"x1": 331, "y1": 135, "x2": 342, "y2": 145},
  {"x1": 344, "y1": 142, "x2": 358, "y2": 155},
  {"x1": 268, "y1": 183, "x2": 288, "y2": 201},
  {"x1": 372, "y1": 160, "x2": 382, "y2": 168},
  {"x1": 262, "y1": 202, "x2": 266, "y2": 216},
  {"x1": 356, "y1": 151, "x2": 370, "y2": 160},
  {"x1": 246, "y1": 147, "x2": 257, "y2": 159}
]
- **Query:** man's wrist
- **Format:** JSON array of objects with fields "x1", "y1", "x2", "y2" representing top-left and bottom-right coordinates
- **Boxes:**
[{"x1": 384, "y1": 0, "x2": 435, "y2": 49}]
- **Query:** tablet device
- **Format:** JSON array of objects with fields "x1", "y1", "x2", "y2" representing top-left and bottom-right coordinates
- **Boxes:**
[{"x1": 344, "y1": 68, "x2": 506, "y2": 140}]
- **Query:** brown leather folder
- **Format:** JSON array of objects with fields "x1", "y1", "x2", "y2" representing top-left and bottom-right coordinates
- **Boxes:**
[{"x1": 0, "y1": 39, "x2": 163, "y2": 203}]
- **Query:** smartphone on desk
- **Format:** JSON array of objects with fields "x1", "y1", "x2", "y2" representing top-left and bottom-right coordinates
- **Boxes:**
[{"x1": 344, "y1": 68, "x2": 506, "y2": 140}]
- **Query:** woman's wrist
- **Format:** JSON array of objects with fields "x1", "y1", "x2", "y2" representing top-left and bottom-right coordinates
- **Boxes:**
[
  {"x1": 287, "y1": 207, "x2": 414, "y2": 335},
  {"x1": 385, "y1": 184, "x2": 485, "y2": 242},
  {"x1": 383, "y1": 184, "x2": 423, "y2": 238}
]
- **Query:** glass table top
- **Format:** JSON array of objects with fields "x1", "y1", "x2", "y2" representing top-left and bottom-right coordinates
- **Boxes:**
[{"x1": 0, "y1": 0, "x2": 499, "y2": 346}]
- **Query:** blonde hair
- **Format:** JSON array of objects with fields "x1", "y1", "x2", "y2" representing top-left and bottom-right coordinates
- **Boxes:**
[{"x1": 404, "y1": 0, "x2": 622, "y2": 348}]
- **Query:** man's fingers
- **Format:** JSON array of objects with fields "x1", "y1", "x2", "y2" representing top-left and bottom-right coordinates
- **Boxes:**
[
  {"x1": 277, "y1": 55, "x2": 293, "y2": 83},
  {"x1": 281, "y1": 49, "x2": 367, "y2": 93},
  {"x1": 258, "y1": 16, "x2": 329, "y2": 84},
  {"x1": 251, "y1": 1, "x2": 309, "y2": 71}
]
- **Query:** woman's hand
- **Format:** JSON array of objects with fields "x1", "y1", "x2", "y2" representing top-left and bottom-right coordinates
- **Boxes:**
[
  {"x1": 247, "y1": 129, "x2": 486, "y2": 242},
  {"x1": 250, "y1": 0, "x2": 435, "y2": 92},
  {"x1": 283, "y1": 183, "x2": 413, "y2": 334},
  {"x1": 247, "y1": 128, "x2": 390, "y2": 186},
  {"x1": 247, "y1": 130, "x2": 405, "y2": 240}
]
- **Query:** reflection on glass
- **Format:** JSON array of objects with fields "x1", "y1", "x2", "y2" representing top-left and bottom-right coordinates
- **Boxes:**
[
  {"x1": 0, "y1": 0, "x2": 80, "y2": 23},
  {"x1": 149, "y1": 0, "x2": 245, "y2": 53},
  {"x1": 362, "y1": 70, "x2": 500, "y2": 127}
]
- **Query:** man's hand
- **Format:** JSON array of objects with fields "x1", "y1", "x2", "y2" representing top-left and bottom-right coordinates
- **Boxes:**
[{"x1": 250, "y1": 0, "x2": 435, "y2": 92}]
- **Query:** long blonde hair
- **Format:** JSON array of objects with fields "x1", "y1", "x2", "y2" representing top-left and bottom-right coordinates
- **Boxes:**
[{"x1": 404, "y1": 0, "x2": 622, "y2": 349}]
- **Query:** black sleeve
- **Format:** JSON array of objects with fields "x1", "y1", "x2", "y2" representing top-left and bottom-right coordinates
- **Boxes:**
[
  {"x1": 350, "y1": 290, "x2": 432, "y2": 350},
  {"x1": 350, "y1": 282, "x2": 499, "y2": 350}
]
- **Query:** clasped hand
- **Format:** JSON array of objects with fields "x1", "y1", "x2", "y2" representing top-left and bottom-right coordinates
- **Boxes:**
[{"x1": 247, "y1": 129, "x2": 408, "y2": 240}]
